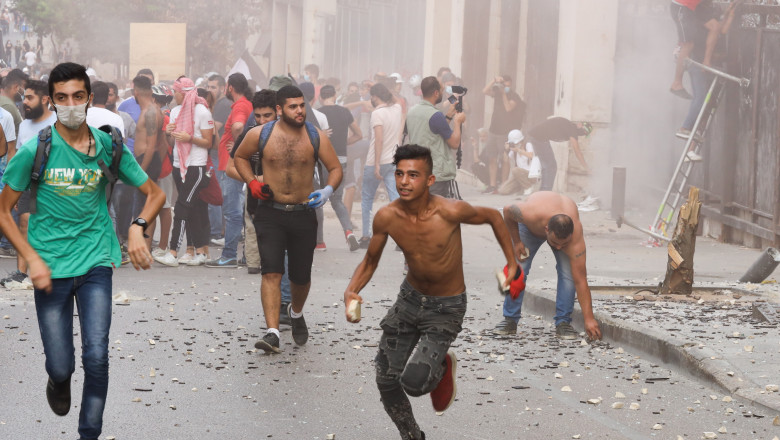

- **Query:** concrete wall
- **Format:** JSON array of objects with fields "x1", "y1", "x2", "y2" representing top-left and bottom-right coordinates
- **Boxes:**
[{"x1": 554, "y1": 0, "x2": 619, "y2": 193}]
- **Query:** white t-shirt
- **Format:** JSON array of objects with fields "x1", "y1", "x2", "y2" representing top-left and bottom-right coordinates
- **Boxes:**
[
  {"x1": 0, "y1": 107, "x2": 16, "y2": 143},
  {"x1": 169, "y1": 103, "x2": 214, "y2": 167},
  {"x1": 311, "y1": 107, "x2": 329, "y2": 131},
  {"x1": 24, "y1": 51, "x2": 36, "y2": 66},
  {"x1": 17, "y1": 112, "x2": 56, "y2": 147},
  {"x1": 508, "y1": 141, "x2": 534, "y2": 170},
  {"x1": 87, "y1": 107, "x2": 126, "y2": 137},
  {"x1": 367, "y1": 103, "x2": 403, "y2": 166}
]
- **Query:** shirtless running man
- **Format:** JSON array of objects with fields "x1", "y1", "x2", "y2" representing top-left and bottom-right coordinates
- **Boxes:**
[
  {"x1": 343, "y1": 144, "x2": 518, "y2": 440},
  {"x1": 493, "y1": 191, "x2": 602, "y2": 340},
  {"x1": 132, "y1": 75, "x2": 166, "y2": 249},
  {"x1": 234, "y1": 85, "x2": 342, "y2": 353}
]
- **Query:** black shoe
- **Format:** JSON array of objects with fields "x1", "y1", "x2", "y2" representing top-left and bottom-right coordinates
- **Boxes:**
[
  {"x1": 46, "y1": 376, "x2": 71, "y2": 416},
  {"x1": 555, "y1": 322, "x2": 579, "y2": 340},
  {"x1": 669, "y1": 87, "x2": 693, "y2": 100},
  {"x1": 358, "y1": 237, "x2": 370, "y2": 249},
  {"x1": 247, "y1": 266, "x2": 261, "y2": 274},
  {"x1": 346, "y1": 231, "x2": 360, "y2": 252},
  {"x1": 254, "y1": 333, "x2": 281, "y2": 354},
  {"x1": 0, "y1": 270, "x2": 27, "y2": 286},
  {"x1": 288, "y1": 303, "x2": 309, "y2": 346},
  {"x1": 492, "y1": 318, "x2": 518, "y2": 335},
  {"x1": 279, "y1": 302, "x2": 292, "y2": 326}
]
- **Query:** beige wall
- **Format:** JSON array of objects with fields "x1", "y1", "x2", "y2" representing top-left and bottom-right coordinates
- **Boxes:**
[
  {"x1": 129, "y1": 23, "x2": 186, "y2": 82},
  {"x1": 554, "y1": 0, "x2": 618, "y2": 123}
]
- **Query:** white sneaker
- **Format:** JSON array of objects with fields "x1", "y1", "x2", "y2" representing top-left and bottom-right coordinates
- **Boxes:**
[
  {"x1": 210, "y1": 237, "x2": 225, "y2": 247},
  {"x1": 186, "y1": 253, "x2": 207, "y2": 266},
  {"x1": 153, "y1": 250, "x2": 179, "y2": 267},
  {"x1": 151, "y1": 248, "x2": 167, "y2": 258},
  {"x1": 177, "y1": 253, "x2": 194, "y2": 264}
]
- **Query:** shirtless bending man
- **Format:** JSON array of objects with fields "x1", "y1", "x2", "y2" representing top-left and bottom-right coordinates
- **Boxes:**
[
  {"x1": 132, "y1": 75, "x2": 166, "y2": 249},
  {"x1": 344, "y1": 144, "x2": 518, "y2": 440},
  {"x1": 492, "y1": 191, "x2": 602, "y2": 341},
  {"x1": 234, "y1": 85, "x2": 342, "y2": 353}
]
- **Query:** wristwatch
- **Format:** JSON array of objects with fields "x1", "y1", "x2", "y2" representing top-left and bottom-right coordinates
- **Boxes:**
[{"x1": 132, "y1": 217, "x2": 150, "y2": 238}]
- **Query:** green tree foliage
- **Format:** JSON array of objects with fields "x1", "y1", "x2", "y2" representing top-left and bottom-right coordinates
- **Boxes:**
[{"x1": 12, "y1": 0, "x2": 266, "y2": 76}]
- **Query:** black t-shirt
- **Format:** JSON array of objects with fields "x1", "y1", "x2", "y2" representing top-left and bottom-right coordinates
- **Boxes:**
[
  {"x1": 318, "y1": 104, "x2": 354, "y2": 157},
  {"x1": 489, "y1": 90, "x2": 525, "y2": 136},
  {"x1": 528, "y1": 117, "x2": 580, "y2": 142},
  {"x1": 213, "y1": 96, "x2": 232, "y2": 137}
]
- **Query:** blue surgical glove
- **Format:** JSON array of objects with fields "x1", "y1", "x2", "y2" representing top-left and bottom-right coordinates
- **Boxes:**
[{"x1": 307, "y1": 185, "x2": 334, "y2": 208}]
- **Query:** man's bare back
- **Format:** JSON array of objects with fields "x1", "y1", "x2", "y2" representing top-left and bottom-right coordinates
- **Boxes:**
[
  {"x1": 135, "y1": 101, "x2": 164, "y2": 169},
  {"x1": 507, "y1": 191, "x2": 583, "y2": 248}
]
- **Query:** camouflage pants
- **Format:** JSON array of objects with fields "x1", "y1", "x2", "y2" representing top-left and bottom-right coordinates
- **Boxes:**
[{"x1": 375, "y1": 280, "x2": 467, "y2": 439}]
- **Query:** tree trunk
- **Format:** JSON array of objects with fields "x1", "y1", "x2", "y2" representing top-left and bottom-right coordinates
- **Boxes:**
[{"x1": 660, "y1": 187, "x2": 702, "y2": 295}]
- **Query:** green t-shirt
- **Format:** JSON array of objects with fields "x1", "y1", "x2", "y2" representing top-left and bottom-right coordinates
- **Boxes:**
[{"x1": 2, "y1": 125, "x2": 148, "y2": 278}]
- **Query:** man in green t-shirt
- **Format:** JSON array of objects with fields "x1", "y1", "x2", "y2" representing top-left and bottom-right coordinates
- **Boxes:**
[{"x1": 0, "y1": 62, "x2": 165, "y2": 440}]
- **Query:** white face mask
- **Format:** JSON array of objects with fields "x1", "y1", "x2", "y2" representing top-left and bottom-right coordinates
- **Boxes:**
[{"x1": 54, "y1": 102, "x2": 89, "y2": 130}]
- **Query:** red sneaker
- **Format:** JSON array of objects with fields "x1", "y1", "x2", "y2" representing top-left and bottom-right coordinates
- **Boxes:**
[
  {"x1": 315, "y1": 242, "x2": 327, "y2": 251},
  {"x1": 430, "y1": 350, "x2": 457, "y2": 414}
]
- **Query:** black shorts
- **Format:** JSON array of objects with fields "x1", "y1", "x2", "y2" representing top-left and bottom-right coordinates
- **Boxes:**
[
  {"x1": 695, "y1": 0, "x2": 719, "y2": 24},
  {"x1": 135, "y1": 153, "x2": 162, "y2": 182},
  {"x1": 670, "y1": 2, "x2": 700, "y2": 44},
  {"x1": 16, "y1": 189, "x2": 32, "y2": 214},
  {"x1": 253, "y1": 203, "x2": 317, "y2": 284},
  {"x1": 482, "y1": 132, "x2": 507, "y2": 160}
]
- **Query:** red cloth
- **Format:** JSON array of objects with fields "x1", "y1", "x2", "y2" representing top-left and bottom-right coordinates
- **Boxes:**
[
  {"x1": 218, "y1": 96, "x2": 252, "y2": 171},
  {"x1": 675, "y1": 0, "x2": 701, "y2": 10},
  {"x1": 173, "y1": 77, "x2": 208, "y2": 180}
]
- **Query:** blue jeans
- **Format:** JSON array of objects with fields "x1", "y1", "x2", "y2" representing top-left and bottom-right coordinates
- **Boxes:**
[
  {"x1": 281, "y1": 251, "x2": 291, "y2": 304},
  {"x1": 217, "y1": 170, "x2": 245, "y2": 260},
  {"x1": 323, "y1": 163, "x2": 353, "y2": 231},
  {"x1": 35, "y1": 266, "x2": 113, "y2": 440},
  {"x1": 208, "y1": 204, "x2": 223, "y2": 238},
  {"x1": 682, "y1": 64, "x2": 710, "y2": 130},
  {"x1": 361, "y1": 164, "x2": 399, "y2": 235},
  {"x1": 502, "y1": 224, "x2": 575, "y2": 325}
]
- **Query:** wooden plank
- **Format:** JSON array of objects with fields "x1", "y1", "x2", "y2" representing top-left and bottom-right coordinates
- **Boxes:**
[{"x1": 668, "y1": 243, "x2": 683, "y2": 269}]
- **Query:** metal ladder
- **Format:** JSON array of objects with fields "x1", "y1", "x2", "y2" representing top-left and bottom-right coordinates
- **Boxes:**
[{"x1": 617, "y1": 59, "x2": 750, "y2": 243}]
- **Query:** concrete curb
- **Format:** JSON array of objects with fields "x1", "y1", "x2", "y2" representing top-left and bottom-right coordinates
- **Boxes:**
[{"x1": 521, "y1": 288, "x2": 780, "y2": 414}]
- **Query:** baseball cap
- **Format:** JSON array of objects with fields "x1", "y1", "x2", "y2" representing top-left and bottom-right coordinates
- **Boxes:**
[
  {"x1": 507, "y1": 129, "x2": 524, "y2": 144},
  {"x1": 580, "y1": 122, "x2": 593, "y2": 136},
  {"x1": 268, "y1": 75, "x2": 294, "y2": 92},
  {"x1": 389, "y1": 73, "x2": 403, "y2": 84}
]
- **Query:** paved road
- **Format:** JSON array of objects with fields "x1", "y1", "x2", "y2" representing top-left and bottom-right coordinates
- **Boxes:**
[{"x1": 2, "y1": 207, "x2": 778, "y2": 439}]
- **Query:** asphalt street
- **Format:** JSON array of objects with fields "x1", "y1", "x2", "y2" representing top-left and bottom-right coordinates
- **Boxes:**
[{"x1": 2, "y1": 201, "x2": 779, "y2": 439}]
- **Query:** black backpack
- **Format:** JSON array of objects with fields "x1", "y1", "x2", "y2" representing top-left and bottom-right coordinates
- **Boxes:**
[{"x1": 29, "y1": 125, "x2": 124, "y2": 214}]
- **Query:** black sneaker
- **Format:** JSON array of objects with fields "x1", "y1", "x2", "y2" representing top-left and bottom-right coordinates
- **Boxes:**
[
  {"x1": 346, "y1": 231, "x2": 359, "y2": 252},
  {"x1": 288, "y1": 303, "x2": 308, "y2": 346},
  {"x1": 0, "y1": 246, "x2": 16, "y2": 258},
  {"x1": 492, "y1": 318, "x2": 518, "y2": 335},
  {"x1": 254, "y1": 333, "x2": 281, "y2": 354},
  {"x1": 247, "y1": 266, "x2": 261, "y2": 275},
  {"x1": 358, "y1": 237, "x2": 370, "y2": 250},
  {"x1": 0, "y1": 270, "x2": 28, "y2": 286},
  {"x1": 555, "y1": 322, "x2": 579, "y2": 340},
  {"x1": 46, "y1": 376, "x2": 71, "y2": 416},
  {"x1": 279, "y1": 302, "x2": 292, "y2": 326}
]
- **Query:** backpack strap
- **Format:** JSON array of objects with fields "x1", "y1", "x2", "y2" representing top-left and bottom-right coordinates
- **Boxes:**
[
  {"x1": 255, "y1": 119, "x2": 278, "y2": 176},
  {"x1": 304, "y1": 121, "x2": 320, "y2": 162},
  {"x1": 29, "y1": 126, "x2": 52, "y2": 215},
  {"x1": 96, "y1": 125, "x2": 124, "y2": 206}
]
